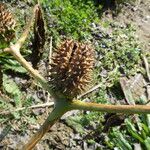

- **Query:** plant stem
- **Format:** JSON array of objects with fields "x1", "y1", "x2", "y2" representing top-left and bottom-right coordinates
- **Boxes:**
[
  {"x1": 4, "y1": 4, "x2": 52, "y2": 93},
  {"x1": 21, "y1": 99, "x2": 150, "y2": 149},
  {"x1": 8, "y1": 46, "x2": 52, "y2": 94},
  {"x1": 21, "y1": 100, "x2": 69, "y2": 150},
  {"x1": 70, "y1": 100, "x2": 150, "y2": 114}
]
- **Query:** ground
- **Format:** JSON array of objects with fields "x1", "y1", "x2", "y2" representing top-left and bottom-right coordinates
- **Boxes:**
[{"x1": 0, "y1": 0, "x2": 150, "y2": 149}]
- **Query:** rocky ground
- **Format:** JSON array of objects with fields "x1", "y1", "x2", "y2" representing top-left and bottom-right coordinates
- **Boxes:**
[
  {"x1": 0, "y1": 0, "x2": 150, "y2": 149},
  {"x1": 112, "y1": 0, "x2": 150, "y2": 53}
]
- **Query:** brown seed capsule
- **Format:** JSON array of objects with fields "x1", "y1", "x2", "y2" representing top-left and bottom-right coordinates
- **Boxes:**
[
  {"x1": 49, "y1": 40, "x2": 94, "y2": 100},
  {"x1": 0, "y1": 3, "x2": 16, "y2": 43}
]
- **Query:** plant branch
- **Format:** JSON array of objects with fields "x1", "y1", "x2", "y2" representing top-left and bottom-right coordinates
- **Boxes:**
[
  {"x1": 69, "y1": 100, "x2": 150, "y2": 114},
  {"x1": 10, "y1": 47, "x2": 52, "y2": 93},
  {"x1": 21, "y1": 100, "x2": 69, "y2": 150},
  {"x1": 21, "y1": 98, "x2": 150, "y2": 149}
]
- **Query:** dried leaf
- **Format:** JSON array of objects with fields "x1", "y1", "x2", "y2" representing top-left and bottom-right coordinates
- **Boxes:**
[{"x1": 120, "y1": 74, "x2": 147, "y2": 104}]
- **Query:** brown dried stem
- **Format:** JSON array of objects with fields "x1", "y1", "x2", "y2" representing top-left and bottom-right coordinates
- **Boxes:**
[
  {"x1": 0, "y1": 102, "x2": 54, "y2": 115},
  {"x1": 142, "y1": 55, "x2": 150, "y2": 82}
]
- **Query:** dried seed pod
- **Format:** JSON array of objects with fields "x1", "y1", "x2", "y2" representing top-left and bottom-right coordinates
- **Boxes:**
[
  {"x1": 31, "y1": 5, "x2": 45, "y2": 68},
  {"x1": 0, "y1": 3, "x2": 16, "y2": 44},
  {"x1": 49, "y1": 40, "x2": 94, "y2": 100}
]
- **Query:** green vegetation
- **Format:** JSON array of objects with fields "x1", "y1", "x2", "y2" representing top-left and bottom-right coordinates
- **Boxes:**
[
  {"x1": 42, "y1": 0, "x2": 100, "y2": 41},
  {"x1": 108, "y1": 114, "x2": 150, "y2": 149},
  {"x1": 94, "y1": 23, "x2": 141, "y2": 86}
]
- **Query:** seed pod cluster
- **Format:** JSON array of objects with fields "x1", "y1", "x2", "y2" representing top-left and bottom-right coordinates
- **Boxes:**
[
  {"x1": 49, "y1": 40, "x2": 94, "y2": 100},
  {"x1": 0, "y1": 3, "x2": 16, "y2": 43}
]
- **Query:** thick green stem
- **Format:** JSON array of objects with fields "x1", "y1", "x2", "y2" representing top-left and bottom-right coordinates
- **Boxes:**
[
  {"x1": 69, "y1": 100, "x2": 150, "y2": 114},
  {"x1": 21, "y1": 99, "x2": 150, "y2": 149},
  {"x1": 21, "y1": 100, "x2": 69, "y2": 150}
]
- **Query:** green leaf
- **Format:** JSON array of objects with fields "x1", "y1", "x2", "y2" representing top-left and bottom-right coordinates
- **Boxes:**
[
  {"x1": 144, "y1": 137, "x2": 150, "y2": 150},
  {"x1": 3, "y1": 74, "x2": 22, "y2": 107},
  {"x1": 141, "y1": 123, "x2": 150, "y2": 136},
  {"x1": 3, "y1": 59, "x2": 27, "y2": 73},
  {"x1": 125, "y1": 119, "x2": 144, "y2": 143},
  {"x1": 111, "y1": 128, "x2": 132, "y2": 150},
  {"x1": 66, "y1": 116, "x2": 85, "y2": 134},
  {"x1": 3, "y1": 74, "x2": 21, "y2": 96}
]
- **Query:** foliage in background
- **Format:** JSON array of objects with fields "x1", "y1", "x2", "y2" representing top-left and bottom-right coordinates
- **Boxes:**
[
  {"x1": 42, "y1": 0, "x2": 100, "y2": 41},
  {"x1": 96, "y1": 0, "x2": 136, "y2": 7},
  {"x1": 93, "y1": 23, "x2": 141, "y2": 87},
  {"x1": 107, "y1": 114, "x2": 150, "y2": 149},
  {"x1": 0, "y1": 1, "x2": 33, "y2": 72}
]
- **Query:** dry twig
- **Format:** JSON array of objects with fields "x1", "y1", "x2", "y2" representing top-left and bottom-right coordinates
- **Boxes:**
[
  {"x1": 48, "y1": 36, "x2": 53, "y2": 65},
  {"x1": 77, "y1": 83, "x2": 102, "y2": 99},
  {"x1": 142, "y1": 55, "x2": 150, "y2": 82},
  {"x1": 0, "y1": 102, "x2": 54, "y2": 115}
]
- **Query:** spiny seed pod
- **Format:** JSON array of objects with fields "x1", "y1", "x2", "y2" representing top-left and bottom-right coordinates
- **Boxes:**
[
  {"x1": 49, "y1": 40, "x2": 94, "y2": 100},
  {"x1": 0, "y1": 3, "x2": 16, "y2": 44}
]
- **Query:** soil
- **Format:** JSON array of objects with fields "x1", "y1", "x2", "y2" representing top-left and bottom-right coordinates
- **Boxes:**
[
  {"x1": 0, "y1": 0, "x2": 150, "y2": 149},
  {"x1": 115, "y1": 0, "x2": 150, "y2": 53}
]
